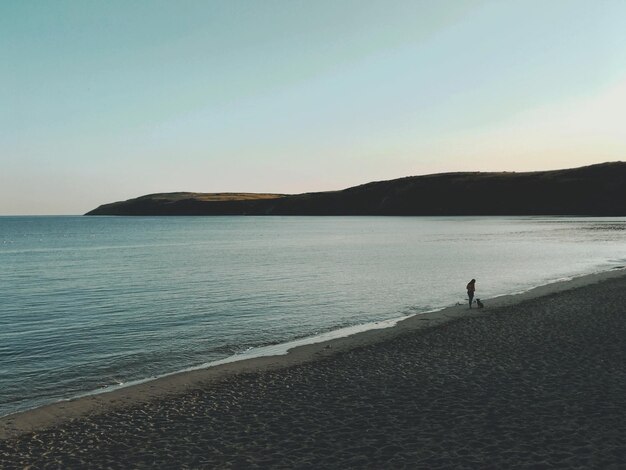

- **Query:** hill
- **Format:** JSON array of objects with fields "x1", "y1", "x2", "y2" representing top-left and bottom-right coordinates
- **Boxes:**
[{"x1": 85, "y1": 162, "x2": 626, "y2": 216}]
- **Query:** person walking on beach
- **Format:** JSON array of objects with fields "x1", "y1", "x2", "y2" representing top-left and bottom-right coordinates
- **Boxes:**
[{"x1": 467, "y1": 279, "x2": 476, "y2": 308}]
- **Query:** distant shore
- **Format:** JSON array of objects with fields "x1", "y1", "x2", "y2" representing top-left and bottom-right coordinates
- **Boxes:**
[
  {"x1": 2, "y1": 267, "x2": 626, "y2": 467},
  {"x1": 85, "y1": 162, "x2": 626, "y2": 216}
]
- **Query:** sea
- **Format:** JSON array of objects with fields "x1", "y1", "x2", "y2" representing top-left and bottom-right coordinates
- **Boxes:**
[{"x1": 1, "y1": 216, "x2": 625, "y2": 417}]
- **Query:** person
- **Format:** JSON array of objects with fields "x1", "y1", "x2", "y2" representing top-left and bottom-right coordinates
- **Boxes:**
[{"x1": 466, "y1": 279, "x2": 476, "y2": 308}]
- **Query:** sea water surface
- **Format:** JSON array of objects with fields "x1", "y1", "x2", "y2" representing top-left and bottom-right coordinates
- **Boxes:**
[{"x1": 1, "y1": 216, "x2": 625, "y2": 416}]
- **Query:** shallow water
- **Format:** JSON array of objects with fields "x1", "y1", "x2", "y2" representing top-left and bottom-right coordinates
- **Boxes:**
[{"x1": 1, "y1": 216, "x2": 625, "y2": 416}]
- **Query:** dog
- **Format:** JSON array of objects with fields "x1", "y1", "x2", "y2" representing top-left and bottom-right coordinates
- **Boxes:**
[{"x1": 475, "y1": 298, "x2": 484, "y2": 309}]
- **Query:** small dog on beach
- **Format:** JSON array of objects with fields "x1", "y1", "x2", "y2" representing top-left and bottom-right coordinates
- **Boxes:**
[{"x1": 475, "y1": 298, "x2": 484, "y2": 309}]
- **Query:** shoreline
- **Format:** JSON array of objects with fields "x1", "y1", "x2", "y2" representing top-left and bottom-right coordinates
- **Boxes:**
[
  {"x1": 2, "y1": 266, "x2": 625, "y2": 441},
  {"x1": 2, "y1": 264, "x2": 621, "y2": 415},
  {"x1": 10, "y1": 265, "x2": 620, "y2": 415}
]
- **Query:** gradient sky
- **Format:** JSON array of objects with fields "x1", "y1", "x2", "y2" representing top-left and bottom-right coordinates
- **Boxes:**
[{"x1": 2, "y1": 0, "x2": 626, "y2": 215}]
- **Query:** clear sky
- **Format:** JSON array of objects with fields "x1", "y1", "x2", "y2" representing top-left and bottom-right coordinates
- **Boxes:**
[{"x1": 2, "y1": 0, "x2": 626, "y2": 215}]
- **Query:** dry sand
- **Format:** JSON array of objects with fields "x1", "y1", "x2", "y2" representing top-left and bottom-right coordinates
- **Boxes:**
[{"x1": 1, "y1": 269, "x2": 626, "y2": 468}]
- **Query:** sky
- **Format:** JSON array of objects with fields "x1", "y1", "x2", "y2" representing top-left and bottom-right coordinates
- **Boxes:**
[{"x1": 2, "y1": 0, "x2": 626, "y2": 215}]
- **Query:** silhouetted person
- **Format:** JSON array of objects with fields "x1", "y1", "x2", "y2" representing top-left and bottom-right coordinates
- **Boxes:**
[{"x1": 467, "y1": 279, "x2": 476, "y2": 308}]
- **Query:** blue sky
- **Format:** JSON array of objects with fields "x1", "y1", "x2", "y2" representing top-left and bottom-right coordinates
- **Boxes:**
[{"x1": 2, "y1": 0, "x2": 626, "y2": 214}]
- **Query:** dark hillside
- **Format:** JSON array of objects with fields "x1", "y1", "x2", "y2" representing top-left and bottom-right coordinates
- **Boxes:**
[{"x1": 86, "y1": 162, "x2": 626, "y2": 216}]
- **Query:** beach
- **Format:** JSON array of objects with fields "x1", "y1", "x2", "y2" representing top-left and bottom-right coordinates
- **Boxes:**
[{"x1": 2, "y1": 269, "x2": 626, "y2": 468}]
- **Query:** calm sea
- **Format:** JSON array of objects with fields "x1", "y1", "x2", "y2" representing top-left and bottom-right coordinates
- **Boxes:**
[{"x1": 1, "y1": 216, "x2": 625, "y2": 416}]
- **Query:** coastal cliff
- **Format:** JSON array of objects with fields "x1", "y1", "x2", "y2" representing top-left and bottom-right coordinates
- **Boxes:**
[{"x1": 86, "y1": 162, "x2": 626, "y2": 216}]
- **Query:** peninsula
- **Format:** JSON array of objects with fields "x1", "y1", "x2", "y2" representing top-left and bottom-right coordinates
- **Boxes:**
[{"x1": 86, "y1": 161, "x2": 626, "y2": 216}]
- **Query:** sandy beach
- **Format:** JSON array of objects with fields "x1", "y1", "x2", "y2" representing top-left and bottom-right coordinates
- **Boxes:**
[{"x1": 2, "y1": 269, "x2": 626, "y2": 468}]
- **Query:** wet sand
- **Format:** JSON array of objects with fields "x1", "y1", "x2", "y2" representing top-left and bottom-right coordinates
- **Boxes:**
[{"x1": 2, "y1": 269, "x2": 626, "y2": 468}]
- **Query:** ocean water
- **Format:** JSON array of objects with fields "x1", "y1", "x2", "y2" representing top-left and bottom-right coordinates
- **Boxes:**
[{"x1": 1, "y1": 216, "x2": 625, "y2": 417}]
